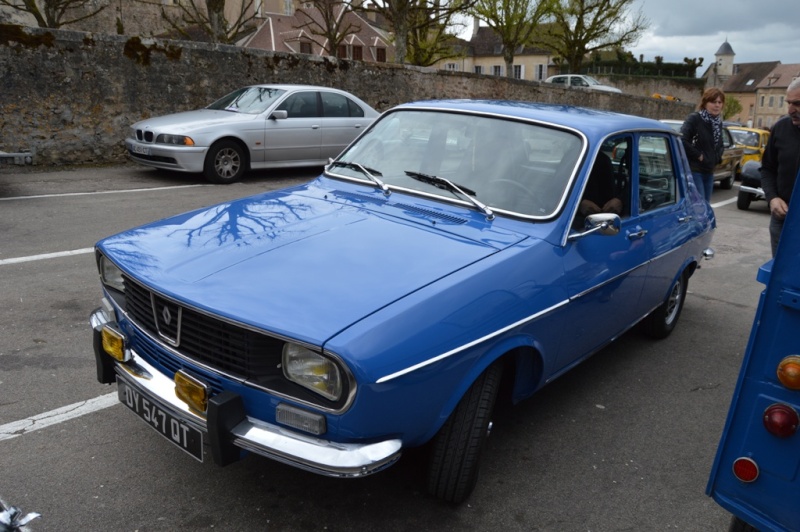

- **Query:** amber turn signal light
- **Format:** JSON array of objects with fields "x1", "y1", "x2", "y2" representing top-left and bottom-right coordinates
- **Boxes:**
[{"x1": 777, "y1": 355, "x2": 800, "y2": 390}]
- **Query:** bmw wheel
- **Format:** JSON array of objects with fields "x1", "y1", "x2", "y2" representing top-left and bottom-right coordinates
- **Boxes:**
[{"x1": 204, "y1": 140, "x2": 246, "y2": 184}]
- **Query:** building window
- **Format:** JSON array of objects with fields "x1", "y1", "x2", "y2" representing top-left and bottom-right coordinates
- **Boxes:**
[
  {"x1": 376, "y1": 48, "x2": 386, "y2": 62},
  {"x1": 338, "y1": 44, "x2": 348, "y2": 59},
  {"x1": 536, "y1": 64, "x2": 545, "y2": 80},
  {"x1": 445, "y1": 63, "x2": 460, "y2": 71},
  {"x1": 769, "y1": 96, "x2": 775, "y2": 107},
  {"x1": 492, "y1": 65, "x2": 502, "y2": 76},
  {"x1": 474, "y1": 66, "x2": 483, "y2": 75},
  {"x1": 780, "y1": 96, "x2": 785, "y2": 107},
  {"x1": 300, "y1": 42, "x2": 312, "y2": 54},
  {"x1": 352, "y1": 46, "x2": 363, "y2": 61},
  {"x1": 760, "y1": 96, "x2": 765, "y2": 107},
  {"x1": 513, "y1": 65, "x2": 522, "y2": 79}
]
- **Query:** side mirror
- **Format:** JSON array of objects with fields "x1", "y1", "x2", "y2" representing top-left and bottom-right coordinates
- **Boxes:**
[
  {"x1": 269, "y1": 110, "x2": 288, "y2": 120},
  {"x1": 568, "y1": 213, "x2": 621, "y2": 241}
]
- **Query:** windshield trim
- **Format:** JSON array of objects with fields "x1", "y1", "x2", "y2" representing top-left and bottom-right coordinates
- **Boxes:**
[{"x1": 324, "y1": 107, "x2": 590, "y2": 221}]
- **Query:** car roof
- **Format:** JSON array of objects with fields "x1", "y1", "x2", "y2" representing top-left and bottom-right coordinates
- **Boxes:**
[{"x1": 395, "y1": 99, "x2": 673, "y2": 137}]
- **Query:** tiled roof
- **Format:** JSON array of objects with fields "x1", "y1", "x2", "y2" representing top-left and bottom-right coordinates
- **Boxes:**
[
  {"x1": 722, "y1": 61, "x2": 782, "y2": 93},
  {"x1": 466, "y1": 26, "x2": 552, "y2": 57},
  {"x1": 756, "y1": 63, "x2": 800, "y2": 89}
]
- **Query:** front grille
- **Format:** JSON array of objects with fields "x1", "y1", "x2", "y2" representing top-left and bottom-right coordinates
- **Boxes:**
[{"x1": 123, "y1": 275, "x2": 284, "y2": 381}]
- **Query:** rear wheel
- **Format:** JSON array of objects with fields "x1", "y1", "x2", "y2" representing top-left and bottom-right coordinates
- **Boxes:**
[
  {"x1": 737, "y1": 190, "x2": 752, "y2": 210},
  {"x1": 204, "y1": 140, "x2": 246, "y2": 184},
  {"x1": 721, "y1": 170, "x2": 735, "y2": 190},
  {"x1": 643, "y1": 272, "x2": 687, "y2": 339},
  {"x1": 427, "y1": 360, "x2": 503, "y2": 504},
  {"x1": 728, "y1": 516, "x2": 758, "y2": 532}
]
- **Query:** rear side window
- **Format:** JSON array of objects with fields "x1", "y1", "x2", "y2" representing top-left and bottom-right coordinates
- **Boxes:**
[
  {"x1": 320, "y1": 91, "x2": 365, "y2": 118},
  {"x1": 638, "y1": 135, "x2": 678, "y2": 213}
]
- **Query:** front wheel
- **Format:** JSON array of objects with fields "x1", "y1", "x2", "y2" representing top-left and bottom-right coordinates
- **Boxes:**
[
  {"x1": 643, "y1": 272, "x2": 687, "y2": 339},
  {"x1": 204, "y1": 140, "x2": 246, "y2": 184},
  {"x1": 737, "y1": 190, "x2": 752, "y2": 210},
  {"x1": 427, "y1": 360, "x2": 503, "y2": 504}
]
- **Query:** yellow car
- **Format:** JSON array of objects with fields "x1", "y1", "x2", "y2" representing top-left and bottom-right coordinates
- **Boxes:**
[{"x1": 728, "y1": 126, "x2": 770, "y2": 176}]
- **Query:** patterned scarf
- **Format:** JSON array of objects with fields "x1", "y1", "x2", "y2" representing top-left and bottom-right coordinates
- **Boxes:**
[{"x1": 699, "y1": 109, "x2": 722, "y2": 148}]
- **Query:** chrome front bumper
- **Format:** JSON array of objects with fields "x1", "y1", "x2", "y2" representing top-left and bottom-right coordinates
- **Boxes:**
[
  {"x1": 90, "y1": 305, "x2": 403, "y2": 478},
  {"x1": 739, "y1": 185, "x2": 765, "y2": 198}
]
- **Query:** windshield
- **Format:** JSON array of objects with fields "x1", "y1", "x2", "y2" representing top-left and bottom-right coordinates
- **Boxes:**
[
  {"x1": 729, "y1": 129, "x2": 759, "y2": 147},
  {"x1": 207, "y1": 87, "x2": 286, "y2": 114},
  {"x1": 327, "y1": 109, "x2": 583, "y2": 218}
]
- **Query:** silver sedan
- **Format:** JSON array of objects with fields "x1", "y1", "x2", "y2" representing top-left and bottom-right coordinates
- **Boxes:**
[{"x1": 125, "y1": 85, "x2": 379, "y2": 183}]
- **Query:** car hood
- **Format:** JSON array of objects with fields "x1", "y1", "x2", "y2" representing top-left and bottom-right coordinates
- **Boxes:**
[
  {"x1": 98, "y1": 181, "x2": 528, "y2": 345},
  {"x1": 133, "y1": 109, "x2": 257, "y2": 132}
]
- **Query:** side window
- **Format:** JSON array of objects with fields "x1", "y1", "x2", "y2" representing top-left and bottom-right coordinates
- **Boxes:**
[
  {"x1": 574, "y1": 135, "x2": 632, "y2": 230},
  {"x1": 551, "y1": 76, "x2": 565, "y2": 85},
  {"x1": 321, "y1": 91, "x2": 349, "y2": 117},
  {"x1": 277, "y1": 92, "x2": 319, "y2": 118},
  {"x1": 638, "y1": 135, "x2": 677, "y2": 213}
]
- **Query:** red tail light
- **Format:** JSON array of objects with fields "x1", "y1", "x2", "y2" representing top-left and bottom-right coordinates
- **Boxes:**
[{"x1": 763, "y1": 403, "x2": 799, "y2": 438}]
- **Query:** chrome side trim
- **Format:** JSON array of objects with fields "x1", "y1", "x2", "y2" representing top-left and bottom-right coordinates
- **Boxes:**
[{"x1": 376, "y1": 299, "x2": 570, "y2": 384}]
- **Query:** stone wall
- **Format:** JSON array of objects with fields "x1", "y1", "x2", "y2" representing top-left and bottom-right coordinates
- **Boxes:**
[{"x1": 0, "y1": 24, "x2": 694, "y2": 168}]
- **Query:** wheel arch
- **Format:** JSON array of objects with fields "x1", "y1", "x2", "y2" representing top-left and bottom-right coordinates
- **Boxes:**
[{"x1": 206, "y1": 136, "x2": 252, "y2": 170}]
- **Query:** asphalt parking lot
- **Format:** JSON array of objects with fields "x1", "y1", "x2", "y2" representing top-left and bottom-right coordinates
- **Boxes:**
[{"x1": 0, "y1": 163, "x2": 773, "y2": 531}]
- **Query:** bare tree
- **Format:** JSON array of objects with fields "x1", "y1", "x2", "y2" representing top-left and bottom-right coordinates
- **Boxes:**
[
  {"x1": 470, "y1": 0, "x2": 557, "y2": 77},
  {"x1": 404, "y1": 0, "x2": 470, "y2": 67},
  {"x1": 0, "y1": 0, "x2": 106, "y2": 28},
  {"x1": 136, "y1": 0, "x2": 258, "y2": 44},
  {"x1": 359, "y1": 0, "x2": 475, "y2": 65},
  {"x1": 295, "y1": 0, "x2": 362, "y2": 57},
  {"x1": 535, "y1": 0, "x2": 648, "y2": 73}
]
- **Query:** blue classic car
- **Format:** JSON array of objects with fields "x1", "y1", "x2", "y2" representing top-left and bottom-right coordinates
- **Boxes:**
[{"x1": 90, "y1": 100, "x2": 715, "y2": 503}]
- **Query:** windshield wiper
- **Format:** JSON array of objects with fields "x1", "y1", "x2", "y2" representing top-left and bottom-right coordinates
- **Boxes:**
[
  {"x1": 328, "y1": 161, "x2": 390, "y2": 195},
  {"x1": 404, "y1": 171, "x2": 494, "y2": 219}
]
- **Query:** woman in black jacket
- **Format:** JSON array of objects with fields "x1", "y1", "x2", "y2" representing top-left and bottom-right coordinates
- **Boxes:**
[{"x1": 680, "y1": 87, "x2": 725, "y2": 202}]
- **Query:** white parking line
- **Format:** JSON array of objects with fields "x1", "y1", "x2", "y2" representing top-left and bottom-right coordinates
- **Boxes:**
[
  {"x1": 0, "y1": 184, "x2": 207, "y2": 202},
  {"x1": 0, "y1": 393, "x2": 118, "y2": 442},
  {"x1": 711, "y1": 196, "x2": 738, "y2": 209},
  {"x1": 0, "y1": 248, "x2": 95, "y2": 266}
]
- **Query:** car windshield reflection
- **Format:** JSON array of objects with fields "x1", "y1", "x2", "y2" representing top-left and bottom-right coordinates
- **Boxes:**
[
  {"x1": 207, "y1": 87, "x2": 287, "y2": 114},
  {"x1": 327, "y1": 110, "x2": 583, "y2": 218}
]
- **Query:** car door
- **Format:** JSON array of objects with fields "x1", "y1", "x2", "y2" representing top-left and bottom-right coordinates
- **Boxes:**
[
  {"x1": 557, "y1": 135, "x2": 650, "y2": 371},
  {"x1": 264, "y1": 90, "x2": 322, "y2": 163},
  {"x1": 319, "y1": 90, "x2": 370, "y2": 160},
  {"x1": 633, "y1": 133, "x2": 695, "y2": 309},
  {"x1": 714, "y1": 127, "x2": 738, "y2": 180}
]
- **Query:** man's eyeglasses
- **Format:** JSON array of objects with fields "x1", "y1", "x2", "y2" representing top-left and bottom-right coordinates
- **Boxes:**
[{"x1": 787, "y1": 100, "x2": 800, "y2": 107}]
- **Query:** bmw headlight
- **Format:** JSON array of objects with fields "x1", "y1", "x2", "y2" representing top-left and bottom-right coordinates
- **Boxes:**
[
  {"x1": 156, "y1": 134, "x2": 195, "y2": 146},
  {"x1": 98, "y1": 253, "x2": 125, "y2": 293},
  {"x1": 282, "y1": 343, "x2": 342, "y2": 401}
]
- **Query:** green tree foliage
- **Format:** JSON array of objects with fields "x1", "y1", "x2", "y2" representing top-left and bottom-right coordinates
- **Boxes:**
[
  {"x1": 137, "y1": 0, "x2": 258, "y2": 44},
  {"x1": 0, "y1": 0, "x2": 106, "y2": 28},
  {"x1": 724, "y1": 96, "x2": 743, "y2": 121},
  {"x1": 535, "y1": 0, "x2": 649, "y2": 73},
  {"x1": 295, "y1": 0, "x2": 362, "y2": 57},
  {"x1": 359, "y1": 0, "x2": 475, "y2": 65},
  {"x1": 470, "y1": 0, "x2": 557, "y2": 77}
]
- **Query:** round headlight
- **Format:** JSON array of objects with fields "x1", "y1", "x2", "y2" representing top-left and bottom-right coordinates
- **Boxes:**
[{"x1": 282, "y1": 343, "x2": 342, "y2": 401}]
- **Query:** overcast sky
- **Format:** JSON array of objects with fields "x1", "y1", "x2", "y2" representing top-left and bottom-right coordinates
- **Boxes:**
[{"x1": 628, "y1": 0, "x2": 799, "y2": 67}]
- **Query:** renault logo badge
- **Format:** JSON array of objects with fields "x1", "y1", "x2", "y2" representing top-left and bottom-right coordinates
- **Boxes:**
[{"x1": 162, "y1": 306, "x2": 172, "y2": 326}]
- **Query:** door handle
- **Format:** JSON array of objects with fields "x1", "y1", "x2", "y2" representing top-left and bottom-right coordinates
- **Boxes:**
[
  {"x1": 678, "y1": 215, "x2": 693, "y2": 223},
  {"x1": 627, "y1": 229, "x2": 648, "y2": 240}
]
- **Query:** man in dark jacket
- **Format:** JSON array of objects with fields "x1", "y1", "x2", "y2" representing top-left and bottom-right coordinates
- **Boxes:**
[{"x1": 761, "y1": 78, "x2": 800, "y2": 256}]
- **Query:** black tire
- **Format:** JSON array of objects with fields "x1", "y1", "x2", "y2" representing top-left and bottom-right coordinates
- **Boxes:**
[
  {"x1": 720, "y1": 170, "x2": 735, "y2": 190},
  {"x1": 204, "y1": 140, "x2": 246, "y2": 184},
  {"x1": 427, "y1": 360, "x2": 503, "y2": 504},
  {"x1": 728, "y1": 516, "x2": 759, "y2": 532},
  {"x1": 737, "y1": 190, "x2": 752, "y2": 210},
  {"x1": 643, "y1": 272, "x2": 687, "y2": 339}
]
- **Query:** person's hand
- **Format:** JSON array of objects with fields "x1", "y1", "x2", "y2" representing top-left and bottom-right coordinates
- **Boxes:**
[
  {"x1": 698, "y1": 154, "x2": 704, "y2": 162},
  {"x1": 602, "y1": 198, "x2": 623, "y2": 214},
  {"x1": 580, "y1": 200, "x2": 601, "y2": 216},
  {"x1": 770, "y1": 197, "x2": 789, "y2": 220}
]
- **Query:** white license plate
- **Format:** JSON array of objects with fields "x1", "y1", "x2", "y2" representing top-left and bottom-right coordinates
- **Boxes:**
[
  {"x1": 131, "y1": 144, "x2": 150, "y2": 155},
  {"x1": 117, "y1": 378, "x2": 204, "y2": 461}
]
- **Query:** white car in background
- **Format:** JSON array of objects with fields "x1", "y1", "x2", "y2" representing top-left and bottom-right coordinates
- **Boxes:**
[
  {"x1": 126, "y1": 85, "x2": 378, "y2": 184},
  {"x1": 544, "y1": 74, "x2": 622, "y2": 93}
]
